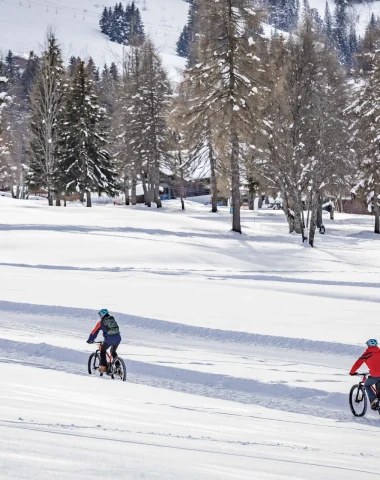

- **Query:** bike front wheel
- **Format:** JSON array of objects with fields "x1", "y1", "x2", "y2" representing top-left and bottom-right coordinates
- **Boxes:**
[
  {"x1": 88, "y1": 352, "x2": 100, "y2": 375},
  {"x1": 111, "y1": 357, "x2": 127, "y2": 382},
  {"x1": 349, "y1": 384, "x2": 367, "y2": 417}
]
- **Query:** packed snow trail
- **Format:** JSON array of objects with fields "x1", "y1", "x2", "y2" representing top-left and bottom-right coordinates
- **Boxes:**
[
  {"x1": 2, "y1": 363, "x2": 380, "y2": 480},
  {"x1": 0, "y1": 305, "x2": 378, "y2": 425}
]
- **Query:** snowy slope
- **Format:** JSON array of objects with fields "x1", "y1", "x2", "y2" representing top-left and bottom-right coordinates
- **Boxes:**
[
  {"x1": 309, "y1": 0, "x2": 380, "y2": 34},
  {"x1": 2, "y1": 196, "x2": 380, "y2": 478},
  {"x1": 0, "y1": 0, "x2": 378, "y2": 84},
  {"x1": 0, "y1": 0, "x2": 188, "y2": 79}
]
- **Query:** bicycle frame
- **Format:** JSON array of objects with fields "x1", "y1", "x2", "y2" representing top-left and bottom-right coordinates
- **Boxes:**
[
  {"x1": 356, "y1": 373, "x2": 378, "y2": 400},
  {"x1": 96, "y1": 342, "x2": 113, "y2": 362}
]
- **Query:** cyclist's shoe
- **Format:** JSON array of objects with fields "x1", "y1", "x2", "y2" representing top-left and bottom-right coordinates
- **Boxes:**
[
  {"x1": 99, "y1": 365, "x2": 107, "y2": 373},
  {"x1": 370, "y1": 398, "x2": 379, "y2": 410}
]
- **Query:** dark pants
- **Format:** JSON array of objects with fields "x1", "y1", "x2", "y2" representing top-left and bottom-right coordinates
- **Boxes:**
[
  {"x1": 100, "y1": 343, "x2": 119, "y2": 367},
  {"x1": 365, "y1": 377, "x2": 380, "y2": 403}
]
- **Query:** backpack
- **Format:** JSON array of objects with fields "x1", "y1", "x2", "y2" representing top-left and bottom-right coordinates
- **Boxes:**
[{"x1": 103, "y1": 315, "x2": 120, "y2": 336}]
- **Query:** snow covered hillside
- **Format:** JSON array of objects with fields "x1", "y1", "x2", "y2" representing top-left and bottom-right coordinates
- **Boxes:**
[
  {"x1": 0, "y1": 0, "x2": 188, "y2": 79},
  {"x1": 309, "y1": 0, "x2": 380, "y2": 34},
  {"x1": 1, "y1": 196, "x2": 380, "y2": 478}
]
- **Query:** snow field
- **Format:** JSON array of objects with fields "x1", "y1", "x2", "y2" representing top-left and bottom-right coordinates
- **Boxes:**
[
  {"x1": 2, "y1": 363, "x2": 380, "y2": 480},
  {"x1": 1, "y1": 196, "x2": 380, "y2": 478}
]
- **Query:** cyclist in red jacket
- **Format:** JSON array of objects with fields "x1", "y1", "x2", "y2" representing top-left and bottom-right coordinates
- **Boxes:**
[{"x1": 350, "y1": 339, "x2": 380, "y2": 409}]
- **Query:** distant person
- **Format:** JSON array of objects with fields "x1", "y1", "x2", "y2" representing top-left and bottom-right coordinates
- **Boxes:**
[
  {"x1": 350, "y1": 339, "x2": 380, "y2": 409},
  {"x1": 87, "y1": 309, "x2": 121, "y2": 373}
]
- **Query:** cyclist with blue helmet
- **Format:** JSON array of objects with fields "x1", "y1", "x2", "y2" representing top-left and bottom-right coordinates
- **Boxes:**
[
  {"x1": 87, "y1": 309, "x2": 121, "y2": 373},
  {"x1": 350, "y1": 339, "x2": 380, "y2": 409}
]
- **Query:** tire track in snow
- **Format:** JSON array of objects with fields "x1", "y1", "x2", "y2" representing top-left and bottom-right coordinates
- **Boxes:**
[{"x1": 1, "y1": 338, "x2": 379, "y2": 426}]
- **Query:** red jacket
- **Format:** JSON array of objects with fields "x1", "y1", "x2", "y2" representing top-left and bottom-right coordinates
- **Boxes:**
[{"x1": 350, "y1": 346, "x2": 380, "y2": 377}]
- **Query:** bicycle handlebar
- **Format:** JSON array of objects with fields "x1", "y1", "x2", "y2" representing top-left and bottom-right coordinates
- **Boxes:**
[{"x1": 352, "y1": 372, "x2": 369, "y2": 376}]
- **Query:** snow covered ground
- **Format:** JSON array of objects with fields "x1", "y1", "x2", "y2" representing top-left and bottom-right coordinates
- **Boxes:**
[
  {"x1": 1, "y1": 195, "x2": 380, "y2": 478},
  {"x1": 0, "y1": 0, "x2": 188, "y2": 80}
]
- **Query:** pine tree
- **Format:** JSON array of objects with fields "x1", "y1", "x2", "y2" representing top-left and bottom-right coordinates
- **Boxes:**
[
  {"x1": 348, "y1": 24, "x2": 358, "y2": 67},
  {"x1": 102, "y1": 64, "x2": 110, "y2": 81},
  {"x1": 28, "y1": 33, "x2": 65, "y2": 206},
  {"x1": 68, "y1": 56, "x2": 81, "y2": 77},
  {"x1": 180, "y1": 0, "x2": 265, "y2": 233},
  {"x1": 124, "y1": 2, "x2": 145, "y2": 46},
  {"x1": 115, "y1": 41, "x2": 171, "y2": 208},
  {"x1": 269, "y1": 0, "x2": 299, "y2": 32},
  {"x1": 113, "y1": 47, "x2": 143, "y2": 206},
  {"x1": 137, "y1": 40, "x2": 171, "y2": 208},
  {"x1": 57, "y1": 61, "x2": 117, "y2": 207},
  {"x1": 356, "y1": 17, "x2": 380, "y2": 73},
  {"x1": 86, "y1": 57, "x2": 98, "y2": 80},
  {"x1": 20, "y1": 51, "x2": 40, "y2": 100},
  {"x1": 0, "y1": 76, "x2": 9, "y2": 164},
  {"x1": 176, "y1": 25, "x2": 190, "y2": 58},
  {"x1": 5, "y1": 50, "x2": 18, "y2": 85},
  {"x1": 334, "y1": 0, "x2": 349, "y2": 65},
  {"x1": 100, "y1": 7, "x2": 111, "y2": 35},
  {"x1": 110, "y1": 3, "x2": 126, "y2": 44},
  {"x1": 323, "y1": 2, "x2": 333, "y2": 44},
  {"x1": 176, "y1": 1, "x2": 198, "y2": 64},
  {"x1": 110, "y1": 62, "x2": 119, "y2": 81}
]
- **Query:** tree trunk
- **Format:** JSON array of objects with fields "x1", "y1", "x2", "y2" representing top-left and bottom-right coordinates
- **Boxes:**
[
  {"x1": 293, "y1": 201, "x2": 304, "y2": 237},
  {"x1": 154, "y1": 182, "x2": 162, "y2": 208},
  {"x1": 64, "y1": 198, "x2": 67, "y2": 207},
  {"x1": 309, "y1": 194, "x2": 318, "y2": 247},
  {"x1": 180, "y1": 169, "x2": 185, "y2": 211},
  {"x1": 20, "y1": 172, "x2": 26, "y2": 199},
  {"x1": 80, "y1": 189, "x2": 85, "y2": 203},
  {"x1": 16, "y1": 184, "x2": 20, "y2": 199},
  {"x1": 86, "y1": 190, "x2": 92, "y2": 207},
  {"x1": 209, "y1": 134, "x2": 218, "y2": 213},
  {"x1": 56, "y1": 194, "x2": 61, "y2": 207},
  {"x1": 248, "y1": 191, "x2": 256, "y2": 210},
  {"x1": 48, "y1": 188, "x2": 53, "y2": 206},
  {"x1": 306, "y1": 191, "x2": 312, "y2": 228},
  {"x1": 141, "y1": 174, "x2": 149, "y2": 206},
  {"x1": 124, "y1": 178, "x2": 130, "y2": 206},
  {"x1": 131, "y1": 175, "x2": 137, "y2": 205},
  {"x1": 374, "y1": 188, "x2": 380, "y2": 234},
  {"x1": 316, "y1": 193, "x2": 323, "y2": 229},
  {"x1": 153, "y1": 166, "x2": 162, "y2": 208},
  {"x1": 329, "y1": 201, "x2": 335, "y2": 220},
  {"x1": 230, "y1": 128, "x2": 241, "y2": 233},
  {"x1": 282, "y1": 192, "x2": 295, "y2": 233}
]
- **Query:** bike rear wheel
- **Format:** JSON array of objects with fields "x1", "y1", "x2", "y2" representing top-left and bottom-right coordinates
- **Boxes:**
[
  {"x1": 111, "y1": 357, "x2": 127, "y2": 382},
  {"x1": 349, "y1": 384, "x2": 367, "y2": 417},
  {"x1": 88, "y1": 352, "x2": 101, "y2": 375}
]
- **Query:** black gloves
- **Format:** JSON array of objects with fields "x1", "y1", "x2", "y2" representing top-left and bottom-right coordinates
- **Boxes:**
[{"x1": 87, "y1": 340, "x2": 93, "y2": 344}]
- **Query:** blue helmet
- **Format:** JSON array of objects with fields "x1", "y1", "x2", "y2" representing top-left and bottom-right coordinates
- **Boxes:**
[
  {"x1": 366, "y1": 339, "x2": 378, "y2": 347},
  {"x1": 98, "y1": 308, "x2": 109, "y2": 319}
]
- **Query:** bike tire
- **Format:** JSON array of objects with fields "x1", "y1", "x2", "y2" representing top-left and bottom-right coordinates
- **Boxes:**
[
  {"x1": 349, "y1": 384, "x2": 367, "y2": 417},
  {"x1": 111, "y1": 357, "x2": 127, "y2": 382},
  {"x1": 88, "y1": 352, "x2": 100, "y2": 375}
]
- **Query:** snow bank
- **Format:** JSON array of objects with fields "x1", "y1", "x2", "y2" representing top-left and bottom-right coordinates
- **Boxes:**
[{"x1": 0, "y1": 301, "x2": 363, "y2": 357}]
